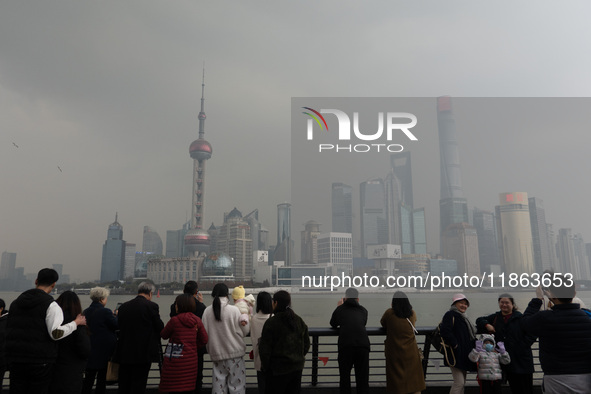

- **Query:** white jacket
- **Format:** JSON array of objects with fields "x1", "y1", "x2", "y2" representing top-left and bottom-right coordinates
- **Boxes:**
[
  {"x1": 249, "y1": 311, "x2": 271, "y2": 371},
  {"x1": 202, "y1": 297, "x2": 249, "y2": 362}
]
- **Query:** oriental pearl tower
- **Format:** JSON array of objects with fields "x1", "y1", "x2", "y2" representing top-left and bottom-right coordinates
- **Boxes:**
[{"x1": 184, "y1": 70, "x2": 212, "y2": 256}]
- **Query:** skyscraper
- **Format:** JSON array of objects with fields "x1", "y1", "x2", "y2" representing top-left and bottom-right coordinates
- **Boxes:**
[
  {"x1": 496, "y1": 192, "x2": 535, "y2": 274},
  {"x1": 124, "y1": 242, "x2": 136, "y2": 279},
  {"x1": 390, "y1": 152, "x2": 413, "y2": 207},
  {"x1": 360, "y1": 179, "x2": 388, "y2": 258},
  {"x1": 184, "y1": 70, "x2": 213, "y2": 256},
  {"x1": 438, "y1": 97, "x2": 469, "y2": 235},
  {"x1": 274, "y1": 203, "x2": 293, "y2": 266},
  {"x1": 216, "y1": 208, "x2": 253, "y2": 280},
  {"x1": 317, "y1": 232, "x2": 353, "y2": 275},
  {"x1": 441, "y1": 222, "x2": 481, "y2": 276},
  {"x1": 528, "y1": 197, "x2": 552, "y2": 272},
  {"x1": 0, "y1": 251, "x2": 16, "y2": 280},
  {"x1": 573, "y1": 233, "x2": 590, "y2": 280},
  {"x1": 100, "y1": 213, "x2": 126, "y2": 282},
  {"x1": 556, "y1": 228, "x2": 576, "y2": 276},
  {"x1": 331, "y1": 183, "x2": 353, "y2": 234},
  {"x1": 142, "y1": 226, "x2": 163, "y2": 255},
  {"x1": 301, "y1": 220, "x2": 321, "y2": 264},
  {"x1": 472, "y1": 208, "x2": 500, "y2": 273}
]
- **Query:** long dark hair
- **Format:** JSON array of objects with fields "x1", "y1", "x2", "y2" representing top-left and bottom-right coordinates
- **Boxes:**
[
  {"x1": 56, "y1": 291, "x2": 82, "y2": 324},
  {"x1": 273, "y1": 290, "x2": 297, "y2": 330},
  {"x1": 391, "y1": 291, "x2": 413, "y2": 319},
  {"x1": 256, "y1": 291, "x2": 273, "y2": 314},
  {"x1": 211, "y1": 283, "x2": 229, "y2": 321}
]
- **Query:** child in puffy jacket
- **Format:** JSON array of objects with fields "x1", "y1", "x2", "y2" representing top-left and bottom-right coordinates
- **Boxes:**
[
  {"x1": 232, "y1": 285, "x2": 255, "y2": 325},
  {"x1": 468, "y1": 334, "x2": 510, "y2": 394}
]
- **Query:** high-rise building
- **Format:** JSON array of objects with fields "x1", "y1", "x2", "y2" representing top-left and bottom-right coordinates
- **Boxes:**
[
  {"x1": 573, "y1": 233, "x2": 590, "y2": 280},
  {"x1": 0, "y1": 251, "x2": 16, "y2": 280},
  {"x1": 546, "y1": 224, "x2": 558, "y2": 269},
  {"x1": 441, "y1": 222, "x2": 481, "y2": 276},
  {"x1": 438, "y1": 97, "x2": 469, "y2": 236},
  {"x1": 301, "y1": 220, "x2": 321, "y2": 264},
  {"x1": 124, "y1": 242, "x2": 136, "y2": 279},
  {"x1": 495, "y1": 192, "x2": 535, "y2": 274},
  {"x1": 317, "y1": 232, "x2": 353, "y2": 275},
  {"x1": 216, "y1": 208, "x2": 253, "y2": 280},
  {"x1": 100, "y1": 213, "x2": 126, "y2": 282},
  {"x1": 473, "y1": 208, "x2": 500, "y2": 273},
  {"x1": 142, "y1": 226, "x2": 163, "y2": 255},
  {"x1": 528, "y1": 197, "x2": 552, "y2": 273},
  {"x1": 184, "y1": 70, "x2": 213, "y2": 257},
  {"x1": 384, "y1": 171, "x2": 402, "y2": 247},
  {"x1": 274, "y1": 203, "x2": 293, "y2": 266},
  {"x1": 390, "y1": 152, "x2": 413, "y2": 207},
  {"x1": 412, "y1": 208, "x2": 427, "y2": 254},
  {"x1": 586, "y1": 243, "x2": 591, "y2": 274},
  {"x1": 360, "y1": 179, "x2": 388, "y2": 258},
  {"x1": 331, "y1": 183, "x2": 353, "y2": 234},
  {"x1": 556, "y1": 228, "x2": 577, "y2": 276}
]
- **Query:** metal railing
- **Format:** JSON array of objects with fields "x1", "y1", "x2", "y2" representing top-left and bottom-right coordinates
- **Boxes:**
[{"x1": 1, "y1": 326, "x2": 543, "y2": 390}]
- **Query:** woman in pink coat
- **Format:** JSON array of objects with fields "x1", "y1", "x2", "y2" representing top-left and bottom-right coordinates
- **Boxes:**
[{"x1": 160, "y1": 294, "x2": 208, "y2": 394}]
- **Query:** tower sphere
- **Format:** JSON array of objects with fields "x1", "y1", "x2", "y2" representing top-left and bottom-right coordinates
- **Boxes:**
[
  {"x1": 189, "y1": 139, "x2": 212, "y2": 161},
  {"x1": 184, "y1": 228, "x2": 210, "y2": 255}
]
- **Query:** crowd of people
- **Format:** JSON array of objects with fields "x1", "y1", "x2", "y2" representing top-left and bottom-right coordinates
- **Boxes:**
[{"x1": 0, "y1": 268, "x2": 590, "y2": 394}]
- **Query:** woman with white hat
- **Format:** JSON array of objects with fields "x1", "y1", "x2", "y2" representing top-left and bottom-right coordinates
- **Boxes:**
[{"x1": 440, "y1": 293, "x2": 477, "y2": 394}]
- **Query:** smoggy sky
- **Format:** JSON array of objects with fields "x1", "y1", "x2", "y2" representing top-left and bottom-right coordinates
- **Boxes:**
[{"x1": 1, "y1": 2, "x2": 591, "y2": 282}]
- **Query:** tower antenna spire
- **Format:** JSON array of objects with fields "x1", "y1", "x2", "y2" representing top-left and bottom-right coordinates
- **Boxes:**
[{"x1": 198, "y1": 65, "x2": 206, "y2": 139}]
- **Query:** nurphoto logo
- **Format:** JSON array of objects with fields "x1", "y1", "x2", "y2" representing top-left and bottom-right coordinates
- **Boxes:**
[{"x1": 302, "y1": 107, "x2": 418, "y2": 153}]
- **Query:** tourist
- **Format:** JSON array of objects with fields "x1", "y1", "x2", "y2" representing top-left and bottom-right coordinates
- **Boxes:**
[
  {"x1": 160, "y1": 294, "x2": 208, "y2": 394},
  {"x1": 380, "y1": 291, "x2": 426, "y2": 394},
  {"x1": 249, "y1": 291, "x2": 273, "y2": 394},
  {"x1": 6, "y1": 268, "x2": 86, "y2": 394},
  {"x1": 468, "y1": 334, "x2": 510, "y2": 394},
  {"x1": 259, "y1": 290, "x2": 310, "y2": 394},
  {"x1": 476, "y1": 293, "x2": 536, "y2": 394},
  {"x1": 232, "y1": 285, "x2": 255, "y2": 325},
  {"x1": 170, "y1": 280, "x2": 207, "y2": 394},
  {"x1": 440, "y1": 293, "x2": 477, "y2": 394},
  {"x1": 0, "y1": 299, "x2": 8, "y2": 394},
  {"x1": 522, "y1": 278, "x2": 591, "y2": 393},
  {"x1": 330, "y1": 287, "x2": 370, "y2": 394},
  {"x1": 202, "y1": 283, "x2": 249, "y2": 394},
  {"x1": 116, "y1": 281, "x2": 164, "y2": 394},
  {"x1": 49, "y1": 291, "x2": 91, "y2": 394},
  {"x1": 81, "y1": 287, "x2": 118, "y2": 394}
]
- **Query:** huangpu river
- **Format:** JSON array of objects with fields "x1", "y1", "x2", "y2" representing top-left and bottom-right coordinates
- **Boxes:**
[{"x1": 2, "y1": 289, "x2": 591, "y2": 327}]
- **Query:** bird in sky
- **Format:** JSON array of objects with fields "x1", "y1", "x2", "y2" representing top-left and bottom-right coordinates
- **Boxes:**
[
  {"x1": 57, "y1": 166, "x2": 62, "y2": 173},
  {"x1": 12, "y1": 142, "x2": 18, "y2": 148}
]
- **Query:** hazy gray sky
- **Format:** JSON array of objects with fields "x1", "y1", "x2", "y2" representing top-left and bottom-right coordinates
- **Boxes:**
[{"x1": 1, "y1": 2, "x2": 591, "y2": 282}]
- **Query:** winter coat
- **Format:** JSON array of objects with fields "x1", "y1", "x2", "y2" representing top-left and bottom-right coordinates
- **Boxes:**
[
  {"x1": 159, "y1": 312, "x2": 208, "y2": 393},
  {"x1": 259, "y1": 310, "x2": 310, "y2": 376},
  {"x1": 522, "y1": 298, "x2": 591, "y2": 375},
  {"x1": 48, "y1": 312, "x2": 91, "y2": 394},
  {"x1": 83, "y1": 301, "x2": 118, "y2": 370},
  {"x1": 380, "y1": 309, "x2": 426, "y2": 394},
  {"x1": 330, "y1": 299, "x2": 370, "y2": 350},
  {"x1": 116, "y1": 295, "x2": 164, "y2": 364},
  {"x1": 440, "y1": 310, "x2": 477, "y2": 372},
  {"x1": 476, "y1": 310, "x2": 535, "y2": 374},
  {"x1": 202, "y1": 297, "x2": 248, "y2": 362},
  {"x1": 468, "y1": 335, "x2": 510, "y2": 381},
  {"x1": 250, "y1": 311, "x2": 271, "y2": 371},
  {"x1": 0, "y1": 313, "x2": 7, "y2": 369}
]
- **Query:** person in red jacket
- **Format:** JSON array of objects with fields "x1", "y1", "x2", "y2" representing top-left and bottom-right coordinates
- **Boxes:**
[{"x1": 159, "y1": 294, "x2": 208, "y2": 394}]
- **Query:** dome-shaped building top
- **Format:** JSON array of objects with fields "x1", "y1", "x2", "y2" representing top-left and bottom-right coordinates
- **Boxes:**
[
  {"x1": 184, "y1": 228, "x2": 210, "y2": 255},
  {"x1": 201, "y1": 252, "x2": 233, "y2": 277}
]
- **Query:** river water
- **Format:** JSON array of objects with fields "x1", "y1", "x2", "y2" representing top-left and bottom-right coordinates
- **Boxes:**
[{"x1": 2, "y1": 289, "x2": 590, "y2": 327}]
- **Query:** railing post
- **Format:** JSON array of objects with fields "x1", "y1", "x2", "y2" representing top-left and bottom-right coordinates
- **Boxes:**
[
  {"x1": 422, "y1": 331, "x2": 432, "y2": 378},
  {"x1": 311, "y1": 334, "x2": 319, "y2": 386}
]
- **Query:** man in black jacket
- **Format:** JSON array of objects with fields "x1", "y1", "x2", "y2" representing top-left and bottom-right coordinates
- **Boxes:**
[
  {"x1": 330, "y1": 287, "x2": 370, "y2": 394},
  {"x1": 169, "y1": 280, "x2": 206, "y2": 394},
  {"x1": 522, "y1": 276, "x2": 591, "y2": 393},
  {"x1": 6, "y1": 268, "x2": 86, "y2": 394},
  {"x1": 116, "y1": 281, "x2": 164, "y2": 394}
]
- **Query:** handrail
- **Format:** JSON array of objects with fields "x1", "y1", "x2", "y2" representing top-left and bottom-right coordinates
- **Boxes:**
[{"x1": 1, "y1": 326, "x2": 543, "y2": 390}]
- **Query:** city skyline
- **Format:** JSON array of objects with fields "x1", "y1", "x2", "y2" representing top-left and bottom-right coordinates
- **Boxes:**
[{"x1": 2, "y1": 3, "x2": 591, "y2": 281}]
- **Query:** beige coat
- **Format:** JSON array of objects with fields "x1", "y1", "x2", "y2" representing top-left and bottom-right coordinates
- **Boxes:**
[{"x1": 380, "y1": 309, "x2": 426, "y2": 394}]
